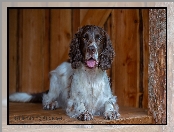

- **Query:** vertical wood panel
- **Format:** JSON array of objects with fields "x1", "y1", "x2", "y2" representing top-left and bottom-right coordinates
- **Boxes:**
[
  {"x1": 50, "y1": 9, "x2": 71, "y2": 71},
  {"x1": 59, "y1": 9, "x2": 71, "y2": 63},
  {"x1": 19, "y1": 9, "x2": 48, "y2": 93},
  {"x1": 148, "y1": 9, "x2": 166, "y2": 124},
  {"x1": 50, "y1": 9, "x2": 60, "y2": 70},
  {"x1": 42, "y1": 9, "x2": 50, "y2": 91},
  {"x1": 138, "y1": 9, "x2": 143, "y2": 108},
  {"x1": 9, "y1": 9, "x2": 18, "y2": 94},
  {"x1": 80, "y1": 9, "x2": 112, "y2": 27},
  {"x1": 112, "y1": 9, "x2": 140, "y2": 107},
  {"x1": 142, "y1": 9, "x2": 149, "y2": 109},
  {"x1": 72, "y1": 9, "x2": 80, "y2": 36},
  {"x1": 18, "y1": 9, "x2": 23, "y2": 92},
  {"x1": 80, "y1": 9, "x2": 88, "y2": 24}
]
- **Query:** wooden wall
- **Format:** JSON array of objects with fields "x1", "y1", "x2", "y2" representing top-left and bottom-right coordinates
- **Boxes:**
[
  {"x1": 9, "y1": 9, "x2": 71, "y2": 94},
  {"x1": 8, "y1": 9, "x2": 149, "y2": 108}
]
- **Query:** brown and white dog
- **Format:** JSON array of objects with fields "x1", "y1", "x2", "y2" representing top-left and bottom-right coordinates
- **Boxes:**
[{"x1": 9, "y1": 25, "x2": 120, "y2": 121}]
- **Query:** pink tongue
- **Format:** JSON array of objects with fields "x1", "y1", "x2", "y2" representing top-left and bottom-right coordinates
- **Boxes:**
[{"x1": 87, "y1": 60, "x2": 96, "y2": 68}]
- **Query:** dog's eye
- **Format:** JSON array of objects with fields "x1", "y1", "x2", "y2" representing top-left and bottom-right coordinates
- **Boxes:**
[
  {"x1": 95, "y1": 35, "x2": 101, "y2": 41},
  {"x1": 82, "y1": 34, "x2": 88, "y2": 41}
]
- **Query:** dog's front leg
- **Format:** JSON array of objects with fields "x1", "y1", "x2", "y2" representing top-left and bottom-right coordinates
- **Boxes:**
[
  {"x1": 103, "y1": 101, "x2": 120, "y2": 120},
  {"x1": 77, "y1": 110, "x2": 93, "y2": 121},
  {"x1": 42, "y1": 92, "x2": 59, "y2": 110},
  {"x1": 42, "y1": 72, "x2": 61, "y2": 110},
  {"x1": 66, "y1": 101, "x2": 93, "y2": 121}
]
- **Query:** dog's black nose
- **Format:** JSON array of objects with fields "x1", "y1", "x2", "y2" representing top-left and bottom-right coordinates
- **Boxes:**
[{"x1": 87, "y1": 46, "x2": 96, "y2": 54}]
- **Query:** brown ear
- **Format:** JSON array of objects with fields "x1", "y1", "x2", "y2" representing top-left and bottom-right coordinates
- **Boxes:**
[
  {"x1": 99, "y1": 32, "x2": 115, "y2": 70},
  {"x1": 68, "y1": 28, "x2": 83, "y2": 69}
]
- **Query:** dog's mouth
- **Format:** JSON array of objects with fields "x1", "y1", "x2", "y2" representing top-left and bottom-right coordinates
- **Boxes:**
[{"x1": 86, "y1": 58, "x2": 98, "y2": 68}]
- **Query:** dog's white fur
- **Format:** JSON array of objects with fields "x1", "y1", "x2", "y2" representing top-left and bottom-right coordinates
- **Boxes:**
[{"x1": 43, "y1": 62, "x2": 119, "y2": 118}]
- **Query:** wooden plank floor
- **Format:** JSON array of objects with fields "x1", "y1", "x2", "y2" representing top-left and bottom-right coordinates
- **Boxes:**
[{"x1": 9, "y1": 102, "x2": 152, "y2": 124}]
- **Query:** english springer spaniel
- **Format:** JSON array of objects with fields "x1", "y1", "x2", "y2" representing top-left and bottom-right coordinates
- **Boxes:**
[{"x1": 9, "y1": 25, "x2": 120, "y2": 121}]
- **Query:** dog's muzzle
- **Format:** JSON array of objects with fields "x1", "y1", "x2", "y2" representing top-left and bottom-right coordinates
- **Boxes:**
[{"x1": 85, "y1": 45, "x2": 98, "y2": 68}]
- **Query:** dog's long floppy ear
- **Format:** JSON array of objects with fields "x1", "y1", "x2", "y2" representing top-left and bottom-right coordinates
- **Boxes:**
[
  {"x1": 99, "y1": 30, "x2": 115, "y2": 70},
  {"x1": 69, "y1": 27, "x2": 84, "y2": 69}
]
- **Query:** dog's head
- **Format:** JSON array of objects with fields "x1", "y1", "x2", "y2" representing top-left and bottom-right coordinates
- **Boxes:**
[{"x1": 69, "y1": 25, "x2": 115, "y2": 70}]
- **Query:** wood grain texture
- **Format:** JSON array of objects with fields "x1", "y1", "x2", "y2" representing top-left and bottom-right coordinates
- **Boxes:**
[
  {"x1": 111, "y1": 9, "x2": 140, "y2": 107},
  {"x1": 142, "y1": 9, "x2": 149, "y2": 109},
  {"x1": 42, "y1": 9, "x2": 50, "y2": 92},
  {"x1": 9, "y1": 102, "x2": 152, "y2": 124},
  {"x1": 72, "y1": 9, "x2": 80, "y2": 36},
  {"x1": 18, "y1": 9, "x2": 48, "y2": 93},
  {"x1": 80, "y1": 9, "x2": 88, "y2": 24},
  {"x1": 50, "y1": 9, "x2": 60, "y2": 70},
  {"x1": 9, "y1": 9, "x2": 71, "y2": 93},
  {"x1": 9, "y1": 9, "x2": 18, "y2": 94},
  {"x1": 148, "y1": 8, "x2": 166, "y2": 124},
  {"x1": 80, "y1": 9, "x2": 112, "y2": 27},
  {"x1": 50, "y1": 9, "x2": 71, "y2": 71}
]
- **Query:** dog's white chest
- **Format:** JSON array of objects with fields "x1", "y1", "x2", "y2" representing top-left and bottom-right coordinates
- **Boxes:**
[{"x1": 70, "y1": 67, "x2": 106, "y2": 111}]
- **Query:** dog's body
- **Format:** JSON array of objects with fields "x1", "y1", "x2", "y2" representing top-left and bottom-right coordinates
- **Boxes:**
[{"x1": 9, "y1": 25, "x2": 120, "y2": 121}]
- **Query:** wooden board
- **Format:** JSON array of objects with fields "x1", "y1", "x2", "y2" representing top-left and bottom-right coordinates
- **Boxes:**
[
  {"x1": 72, "y1": 9, "x2": 80, "y2": 35},
  {"x1": 142, "y1": 9, "x2": 149, "y2": 109},
  {"x1": 50, "y1": 9, "x2": 71, "y2": 70},
  {"x1": 9, "y1": 9, "x2": 18, "y2": 94},
  {"x1": 9, "y1": 103, "x2": 152, "y2": 124},
  {"x1": 80, "y1": 9, "x2": 88, "y2": 24},
  {"x1": 18, "y1": 9, "x2": 49, "y2": 93},
  {"x1": 9, "y1": 9, "x2": 72, "y2": 94},
  {"x1": 111, "y1": 9, "x2": 140, "y2": 107},
  {"x1": 42, "y1": 9, "x2": 50, "y2": 92},
  {"x1": 80, "y1": 9, "x2": 112, "y2": 27}
]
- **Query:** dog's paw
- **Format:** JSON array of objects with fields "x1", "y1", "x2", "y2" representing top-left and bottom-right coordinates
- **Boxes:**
[
  {"x1": 103, "y1": 111, "x2": 120, "y2": 120},
  {"x1": 77, "y1": 110, "x2": 93, "y2": 121},
  {"x1": 43, "y1": 101, "x2": 58, "y2": 110}
]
